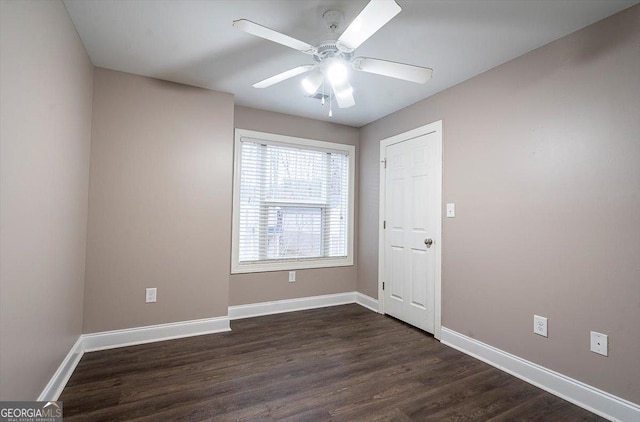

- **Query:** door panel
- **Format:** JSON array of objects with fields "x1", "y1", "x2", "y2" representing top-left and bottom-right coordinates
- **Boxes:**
[
  {"x1": 410, "y1": 248, "x2": 426, "y2": 308},
  {"x1": 390, "y1": 246, "x2": 404, "y2": 300}
]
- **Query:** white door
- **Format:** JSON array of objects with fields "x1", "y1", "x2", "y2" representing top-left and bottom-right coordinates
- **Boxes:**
[{"x1": 381, "y1": 127, "x2": 441, "y2": 335}]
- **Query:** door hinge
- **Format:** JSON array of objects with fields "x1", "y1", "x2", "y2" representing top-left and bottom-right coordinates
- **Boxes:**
[
  {"x1": 383, "y1": 220, "x2": 386, "y2": 229},
  {"x1": 381, "y1": 159, "x2": 386, "y2": 168},
  {"x1": 382, "y1": 282, "x2": 385, "y2": 290}
]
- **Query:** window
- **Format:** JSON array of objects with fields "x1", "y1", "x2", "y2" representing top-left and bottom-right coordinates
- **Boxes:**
[{"x1": 232, "y1": 129, "x2": 354, "y2": 273}]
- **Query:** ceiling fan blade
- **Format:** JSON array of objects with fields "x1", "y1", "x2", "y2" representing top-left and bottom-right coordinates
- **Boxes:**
[
  {"x1": 253, "y1": 65, "x2": 314, "y2": 88},
  {"x1": 337, "y1": 0, "x2": 401, "y2": 52},
  {"x1": 352, "y1": 57, "x2": 433, "y2": 84},
  {"x1": 330, "y1": 79, "x2": 355, "y2": 109},
  {"x1": 233, "y1": 19, "x2": 317, "y2": 55}
]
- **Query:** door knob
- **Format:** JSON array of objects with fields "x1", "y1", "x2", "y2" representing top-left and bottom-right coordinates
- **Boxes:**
[{"x1": 424, "y1": 238, "x2": 433, "y2": 248}]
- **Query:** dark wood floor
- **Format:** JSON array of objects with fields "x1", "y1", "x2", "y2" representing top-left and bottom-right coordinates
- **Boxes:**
[{"x1": 61, "y1": 305, "x2": 604, "y2": 421}]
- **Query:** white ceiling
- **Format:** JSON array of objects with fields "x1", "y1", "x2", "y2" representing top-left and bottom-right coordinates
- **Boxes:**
[{"x1": 63, "y1": 0, "x2": 637, "y2": 127}]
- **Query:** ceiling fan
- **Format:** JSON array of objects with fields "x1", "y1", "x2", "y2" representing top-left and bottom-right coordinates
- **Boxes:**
[{"x1": 232, "y1": 0, "x2": 433, "y2": 114}]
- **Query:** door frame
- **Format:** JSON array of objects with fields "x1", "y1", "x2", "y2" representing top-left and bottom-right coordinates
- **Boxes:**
[{"x1": 378, "y1": 120, "x2": 443, "y2": 340}]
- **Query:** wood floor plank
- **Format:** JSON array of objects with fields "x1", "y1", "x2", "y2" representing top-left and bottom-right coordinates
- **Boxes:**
[
  {"x1": 60, "y1": 304, "x2": 605, "y2": 421},
  {"x1": 415, "y1": 376, "x2": 543, "y2": 421},
  {"x1": 486, "y1": 394, "x2": 604, "y2": 422}
]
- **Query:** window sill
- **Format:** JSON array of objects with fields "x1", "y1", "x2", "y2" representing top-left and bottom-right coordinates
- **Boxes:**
[{"x1": 231, "y1": 257, "x2": 353, "y2": 274}]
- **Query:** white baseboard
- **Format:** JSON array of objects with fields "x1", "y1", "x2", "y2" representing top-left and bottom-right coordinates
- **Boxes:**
[
  {"x1": 41, "y1": 292, "x2": 379, "y2": 401},
  {"x1": 355, "y1": 292, "x2": 379, "y2": 312},
  {"x1": 82, "y1": 316, "x2": 231, "y2": 352},
  {"x1": 39, "y1": 315, "x2": 230, "y2": 400},
  {"x1": 440, "y1": 327, "x2": 640, "y2": 422},
  {"x1": 228, "y1": 292, "x2": 357, "y2": 320},
  {"x1": 38, "y1": 336, "x2": 84, "y2": 401}
]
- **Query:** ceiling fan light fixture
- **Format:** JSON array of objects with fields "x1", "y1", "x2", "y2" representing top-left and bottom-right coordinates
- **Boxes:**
[
  {"x1": 334, "y1": 84, "x2": 353, "y2": 98},
  {"x1": 329, "y1": 78, "x2": 355, "y2": 109},
  {"x1": 301, "y1": 69, "x2": 323, "y2": 95},
  {"x1": 326, "y1": 59, "x2": 348, "y2": 84}
]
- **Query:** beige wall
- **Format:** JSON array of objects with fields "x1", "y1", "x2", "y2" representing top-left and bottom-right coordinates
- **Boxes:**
[
  {"x1": 0, "y1": 0, "x2": 94, "y2": 399},
  {"x1": 82, "y1": 68, "x2": 234, "y2": 333},
  {"x1": 359, "y1": 6, "x2": 640, "y2": 403},
  {"x1": 230, "y1": 106, "x2": 359, "y2": 305}
]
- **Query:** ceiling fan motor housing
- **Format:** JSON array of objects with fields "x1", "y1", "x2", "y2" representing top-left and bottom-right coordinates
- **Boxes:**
[{"x1": 314, "y1": 40, "x2": 353, "y2": 63}]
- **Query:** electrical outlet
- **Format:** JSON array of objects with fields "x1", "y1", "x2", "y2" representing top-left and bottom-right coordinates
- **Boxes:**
[
  {"x1": 534, "y1": 315, "x2": 547, "y2": 337},
  {"x1": 288, "y1": 271, "x2": 296, "y2": 282},
  {"x1": 590, "y1": 331, "x2": 608, "y2": 356},
  {"x1": 145, "y1": 287, "x2": 157, "y2": 303}
]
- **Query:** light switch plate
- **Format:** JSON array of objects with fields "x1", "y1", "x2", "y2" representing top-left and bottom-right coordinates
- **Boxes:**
[
  {"x1": 288, "y1": 271, "x2": 296, "y2": 282},
  {"x1": 145, "y1": 287, "x2": 157, "y2": 303},
  {"x1": 446, "y1": 203, "x2": 455, "y2": 218},
  {"x1": 590, "y1": 331, "x2": 608, "y2": 356},
  {"x1": 534, "y1": 315, "x2": 548, "y2": 337}
]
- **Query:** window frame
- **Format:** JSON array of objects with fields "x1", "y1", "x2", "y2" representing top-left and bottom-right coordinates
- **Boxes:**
[{"x1": 231, "y1": 129, "x2": 355, "y2": 274}]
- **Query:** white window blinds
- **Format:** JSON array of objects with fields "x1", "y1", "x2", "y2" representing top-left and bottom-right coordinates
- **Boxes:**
[{"x1": 237, "y1": 138, "x2": 350, "y2": 267}]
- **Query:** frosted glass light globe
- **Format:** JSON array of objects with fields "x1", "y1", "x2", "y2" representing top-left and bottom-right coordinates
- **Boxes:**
[{"x1": 326, "y1": 60, "x2": 348, "y2": 84}]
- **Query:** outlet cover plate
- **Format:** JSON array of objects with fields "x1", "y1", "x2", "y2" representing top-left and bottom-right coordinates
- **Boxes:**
[
  {"x1": 590, "y1": 331, "x2": 608, "y2": 356},
  {"x1": 145, "y1": 287, "x2": 157, "y2": 303},
  {"x1": 288, "y1": 271, "x2": 296, "y2": 282},
  {"x1": 534, "y1": 315, "x2": 548, "y2": 337}
]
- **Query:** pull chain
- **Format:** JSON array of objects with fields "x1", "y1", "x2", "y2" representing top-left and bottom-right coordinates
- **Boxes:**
[{"x1": 329, "y1": 88, "x2": 333, "y2": 118}]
